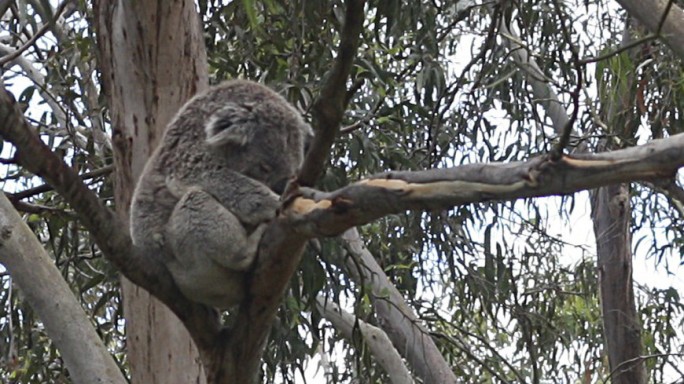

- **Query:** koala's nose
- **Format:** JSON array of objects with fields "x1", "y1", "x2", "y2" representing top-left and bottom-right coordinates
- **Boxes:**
[{"x1": 272, "y1": 177, "x2": 289, "y2": 195}]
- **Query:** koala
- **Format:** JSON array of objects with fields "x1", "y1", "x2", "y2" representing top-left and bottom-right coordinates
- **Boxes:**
[{"x1": 130, "y1": 80, "x2": 313, "y2": 308}]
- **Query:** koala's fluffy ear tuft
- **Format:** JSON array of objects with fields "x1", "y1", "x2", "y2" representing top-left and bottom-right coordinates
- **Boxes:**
[{"x1": 205, "y1": 102, "x2": 258, "y2": 147}]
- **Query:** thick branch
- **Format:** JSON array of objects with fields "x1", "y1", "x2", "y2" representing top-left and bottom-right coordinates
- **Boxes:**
[
  {"x1": 337, "y1": 229, "x2": 457, "y2": 384},
  {"x1": 299, "y1": 0, "x2": 366, "y2": 186},
  {"x1": 616, "y1": 0, "x2": 684, "y2": 60},
  {"x1": 209, "y1": 224, "x2": 307, "y2": 383},
  {"x1": 289, "y1": 134, "x2": 684, "y2": 236},
  {"x1": 0, "y1": 193, "x2": 126, "y2": 384},
  {"x1": 316, "y1": 296, "x2": 414, "y2": 384}
]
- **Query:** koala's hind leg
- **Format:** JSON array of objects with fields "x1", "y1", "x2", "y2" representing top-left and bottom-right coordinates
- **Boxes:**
[{"x1": 167, "y1": 187, "x2": 267, "y2": 271}]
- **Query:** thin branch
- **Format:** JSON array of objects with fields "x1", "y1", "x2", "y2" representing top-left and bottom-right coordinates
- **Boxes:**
[
  {"x1": 9, "y1": 200, "x2": 76, "y2": 216},
  {"x1": 460, "y1": 4, "x2": 501, "y2": 93},
  {"x1": 0, "y1": 1, "x2": 70, "y2": 66},
  {"x1": 615, "y1": 0, "x2": 684, "y2": 60},
  {"x1": 580, "y1": 0, "x2": 674, "y2": 67},
  {"x1": 603, "y1": 353, "x2": 684, "y2": 383},
  {"x1": 656, "y1": 0, "x2": 676, "y2": 33},
  {"x1": 580, "y1": 34, "x2": 659, "y2": 65},
  {"x1": 643, "y1": 179, "x2": 684, "y2": 218},
  {"x1": 0, "y1": 43, "x2": 69, "y2": 130},
  {"x1": 298, "y1": 0, "x2": 366, "y2": 186},
  {"x1": 339, "y1": 95, "x2": 385, "y2": 134},
  {"x1": 11, "y1": 165, "x2": 111, "y2": 198},
  {"x1": 433, "y1": 332, "x2": 513, "y2": 383},
  {"x1": 28, "y1": 0, "x2": 110, "y2": 151},
  {"x1": 8, "y1": 165, "x2": 113, "y2": 200},
  {"x1": 550, "y1": 0, "x2": 583, "y2": 159},
  {"x1": 434, "y1": 326, "x2": 525, "y2": 382}
]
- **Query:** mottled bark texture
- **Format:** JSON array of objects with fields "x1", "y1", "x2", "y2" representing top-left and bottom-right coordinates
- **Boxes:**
[
  {"x1": 592, "y1": 185, "x2": 646, "y2": 383},
  {"x1": 93, "y1": 1, "x2": 209, "y2": 383}
]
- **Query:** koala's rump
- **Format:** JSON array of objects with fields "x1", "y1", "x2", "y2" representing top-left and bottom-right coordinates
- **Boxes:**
[{"x1": 166, "y1": 256, "x2": 246, "y2": 309}]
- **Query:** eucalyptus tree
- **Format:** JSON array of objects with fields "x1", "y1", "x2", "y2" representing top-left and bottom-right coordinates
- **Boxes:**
[{"x1": 0, "y1": 0, "x2": 683, "y2": 383}]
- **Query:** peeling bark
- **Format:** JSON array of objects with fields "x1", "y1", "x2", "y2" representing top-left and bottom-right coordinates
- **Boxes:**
[
  {"x1": 288, "y1": 137, "x2": 684, "y2": 237},
  {"x1": 2, "y1": 1, "x2": 684, "y2": 381},
  {"x1": 2, "y1": 66, "x2": 684, "y2": 383}
]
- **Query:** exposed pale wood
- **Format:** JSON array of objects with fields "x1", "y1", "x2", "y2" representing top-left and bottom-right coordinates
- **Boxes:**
[{"x1": 289, "y1": 134, "x2": 684, "y2": 236}]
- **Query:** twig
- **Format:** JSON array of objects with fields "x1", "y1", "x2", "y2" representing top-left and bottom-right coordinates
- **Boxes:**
[
  {"x1": 580, "y1": 0, "x2": 675, "y2": 65},
  {"x1": 550, "y1": 0, "x2": 582, "y2": 160},
  {"x1": 10, "y1": 199, "x2": 77, "y2": 217},
  {"x1": 8, "y1": 165, "x2": 113, "y2": 200},
  {"x1": 298, "y1": 0, "x2": 366, "y2": 186},
  {"x1": 0, "y1": 1, "x2": 71, "y2": 66},
  {"x1": 602, "y1": 353, "x2": 684, "y2": 383}
]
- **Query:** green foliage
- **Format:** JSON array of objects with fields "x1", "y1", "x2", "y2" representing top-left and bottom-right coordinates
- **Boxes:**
[{"x1": 0, "y1": 1, "x2": 121, "y2": 381}]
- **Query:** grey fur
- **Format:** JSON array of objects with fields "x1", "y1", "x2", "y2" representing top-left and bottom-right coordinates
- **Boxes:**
[{"x1": 130, "y1": 80, "x2": 313, "y2": 308}]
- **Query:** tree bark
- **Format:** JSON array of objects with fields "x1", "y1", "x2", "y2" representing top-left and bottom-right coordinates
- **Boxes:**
[
  {"x1": 316, "y1": 296, "x2": 415, "y2": 384},
  {"x1": 616, "y1": 0, "x2": 684, "y2": 60},
  {"x1": 591, "y1": 185, "x2": 646, "y2": 383},
  {"x1": 589, "y1": 23, "x2": 646, "y2": 384},
  {"x1": 93, "y1": 1, "x2": 209, "y2": 383},
  {"x1": 493, "y1": 11, "x2": 647, "y2": 381},
  {"x1": 0, "y1": 193, "x2": 126, "y2": 384},
  {"x1": 339, "y1": 229, "x2": 457, "y2": 384}
]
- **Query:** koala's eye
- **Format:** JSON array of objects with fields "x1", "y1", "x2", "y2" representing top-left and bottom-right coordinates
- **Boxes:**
[
  {"x1": 260, "y1": 164, "x2": 272, "y2": 174},
  {"x1": 304, "y1": 138, "x2": 312, "y2": 154}
]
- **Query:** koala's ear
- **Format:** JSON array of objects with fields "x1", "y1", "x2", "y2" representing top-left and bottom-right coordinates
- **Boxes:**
[{"x1": 205, "y1": 102, "x2": 257, "y2": 147}]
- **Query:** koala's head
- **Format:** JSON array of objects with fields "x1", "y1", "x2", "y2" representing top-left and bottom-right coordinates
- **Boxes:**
[{"x1": 204, "y1": 81, "x2": 313, "y2": 193}]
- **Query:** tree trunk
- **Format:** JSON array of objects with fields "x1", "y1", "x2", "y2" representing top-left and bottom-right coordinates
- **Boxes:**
[
  {"x1": 591, "y1": 185, "x2": 646, "y2": 383},
  {"x1": 93, "y1": 1, "x2": 209, "y2": 382},
  {"x1": 588, "y1": 20, "x2": 646, "y2": 383}
]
